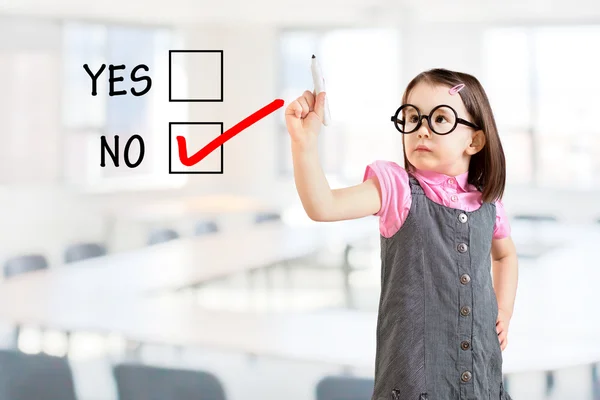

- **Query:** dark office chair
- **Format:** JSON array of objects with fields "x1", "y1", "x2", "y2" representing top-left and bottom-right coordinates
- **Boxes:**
[
  {"x1": 315, "y1": 376, "x2": 374, "y2": 400},
  {"x1": 0, "y1": 350, "x2": 77, "y2": 400},
  {"x1": 64, "y1": 242, "x2": 107, "y2": 264},
  {"x1": 2, "y1": 254, "x2": 50, "y2": 349},
  {"x1": 545, "y1": 370, "x2": 555, "y2": 396},
  {"x1": 3, "y1": 254, "x2": 48, "y2": 279},
  {"x1": 591, "y1": 364, "x2": 599, "y2": 400},
  {"x1": 254, "y1": 211, "x2": 281, "y2": 224},
  {"x1": 512, "y1": 214, "x2": 560, "y2": 260},
  {"x1": 147, "y1": 229, "x2": 179, "y2": 246},
  {"x1": 513, "y1": 214, "x2": 557, "y2": 222},
  {"x1": 113, "y1": 364, "x2": 227, "y2": 400},
  {"x1": 194, "y1": 220, "x2": 219, "y2": 236}
]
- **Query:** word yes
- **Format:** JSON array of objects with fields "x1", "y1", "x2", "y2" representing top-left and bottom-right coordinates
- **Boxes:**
[{"x1": 83, "y1": 64, "x2": 152, "y2": 96}]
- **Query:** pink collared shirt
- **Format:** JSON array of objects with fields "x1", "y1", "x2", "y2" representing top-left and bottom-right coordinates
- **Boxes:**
[{"x1": 363, "y1": 160, "x2": 510, "y2": 239}]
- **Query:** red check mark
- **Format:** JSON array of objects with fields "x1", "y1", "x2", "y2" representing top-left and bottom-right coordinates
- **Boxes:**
[{"x1": 176, "y1": 99, "x2": 284, "y2": 167}]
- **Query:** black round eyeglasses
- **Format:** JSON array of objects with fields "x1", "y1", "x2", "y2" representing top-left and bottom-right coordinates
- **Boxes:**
[{"x1": 390, "y1": 104, "x2": 480, "y2": 135}]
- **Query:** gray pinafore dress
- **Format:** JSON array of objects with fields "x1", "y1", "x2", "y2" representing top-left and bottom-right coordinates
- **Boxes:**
[{"x1": 371, "y1": 174, "x2": 513, "y2": 400}]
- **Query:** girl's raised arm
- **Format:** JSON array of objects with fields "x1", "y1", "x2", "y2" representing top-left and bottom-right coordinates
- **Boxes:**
[{"x1": 285, "y1": 90, "x2": 382, "y2": 222}]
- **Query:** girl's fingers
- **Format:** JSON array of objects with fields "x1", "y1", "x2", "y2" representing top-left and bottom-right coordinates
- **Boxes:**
[
  {"x1": 285, "y1": 100, "x2": 302, "y2": 119},
  {"x1": 298, "y1": 97, "x2": 310, "y2": 118},
  {"x1": 497, "y1": 330, "x2": 508, "y2": 350},
  {"x1": 302, "y1": 90, "x2": 316, "y2": 110},
  {"x1": 500, "y1": 336, "x2": 508, "y2": 350}
]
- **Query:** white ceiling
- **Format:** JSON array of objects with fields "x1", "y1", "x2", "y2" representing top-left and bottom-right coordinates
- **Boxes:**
[{"x1": 2, "y1": 0, "x2": 600, "y2": 26}]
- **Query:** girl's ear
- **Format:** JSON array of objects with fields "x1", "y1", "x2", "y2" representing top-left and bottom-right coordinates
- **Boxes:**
[{"x1": 466, "y1": 130, "x2": 486, "y2": 155}]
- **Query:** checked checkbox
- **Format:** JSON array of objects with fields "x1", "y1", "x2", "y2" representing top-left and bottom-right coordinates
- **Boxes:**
[{"x1": 169, "y1": 122, "x2": 224, "y2": 174}]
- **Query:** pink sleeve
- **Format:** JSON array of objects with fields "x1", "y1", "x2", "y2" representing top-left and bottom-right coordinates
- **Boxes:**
[
  {"x1": 493, "y1": 199, "x2": 511, "y2": 239},
  {"x1": 362, "y1": 160, "x2": 411, "y2": 238}
]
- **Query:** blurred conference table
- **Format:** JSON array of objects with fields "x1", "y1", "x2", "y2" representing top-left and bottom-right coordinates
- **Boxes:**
[
  {"x1": 0, "y1": 219, "x2": 599, "y2": 375},
  {"x1": 2, "y1": 218, "x2": 376, "y2": 296}
]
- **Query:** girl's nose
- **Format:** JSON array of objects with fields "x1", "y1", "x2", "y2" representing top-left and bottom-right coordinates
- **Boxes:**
[{"x1": 417, "y1": 121, "x2": 432, "y2": 138}]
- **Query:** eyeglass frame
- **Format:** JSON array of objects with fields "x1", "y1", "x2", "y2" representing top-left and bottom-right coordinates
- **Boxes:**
[{"x1": 390, "y1": 104, "x2": 480, "y2": 135}]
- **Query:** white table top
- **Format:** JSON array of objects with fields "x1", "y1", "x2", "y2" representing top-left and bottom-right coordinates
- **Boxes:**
[
  {"x1": 1, "y1": 291, "x2": 598, "y2": 375},
  {"x1": 0, "y1": 220, "x2": 598, "y2": 374}
]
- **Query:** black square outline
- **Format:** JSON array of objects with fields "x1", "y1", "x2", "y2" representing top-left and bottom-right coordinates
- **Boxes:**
[
  {"x1": 169, "y1": 122, "x2": 224, "y2": 174},
  {"x1": 169, "y1": 50, "x2": 223, "y2": 102}
]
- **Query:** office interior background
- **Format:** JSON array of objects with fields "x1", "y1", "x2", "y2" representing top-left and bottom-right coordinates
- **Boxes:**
[{"x1": 0, "y1": 0, "x2": 599, "y2": 399}]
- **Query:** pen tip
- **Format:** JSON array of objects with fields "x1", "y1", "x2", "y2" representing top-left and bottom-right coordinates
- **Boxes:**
[{"x1": 312, "y1": 54, "x2": 315, "y2": 58}]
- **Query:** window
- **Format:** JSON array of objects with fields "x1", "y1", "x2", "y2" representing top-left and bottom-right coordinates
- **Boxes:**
[
  {"x1": 0, "y1": 17, "x2": 63, "y2": 184},
  {"x1": 277, "y1": 28, "x2": 402, "y2": 184},
  {"x1": 62, "y1": 22, "x2": 188, "y2": 192},
  {"x1": 533, "y1": 26, "x2": 600, "y2": 189},
  {"x1": 483, "y1": 25, "x2": 600, "y2": 190}
]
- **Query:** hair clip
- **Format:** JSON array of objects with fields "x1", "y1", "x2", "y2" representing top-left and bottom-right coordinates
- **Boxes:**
[{"x1": 449, "y1": 83, "x2": 465, "y2": 95}]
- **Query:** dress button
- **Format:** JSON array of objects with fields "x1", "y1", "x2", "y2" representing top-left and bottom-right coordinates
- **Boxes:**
[
  {"x1": 457, "y1": 243, "x2": 468, "y2": 253},
  {"x1": 451, "y1": 195, "x2": 458, "y2": 202},
  {"x1": 460, "y1": 306, "x2": 471, "y2": 316},
  {"x1": 461, "y1": 340, "x2": 471, "y2": 350},
  {"x1": 461, "y1": 371, "x2": 472, "y2": 382},
  {"x1": 448, "y1": 178, "x2": 455, "y2": 185},
  {"x1": 458, "y1": 213, "x2": 468, "y2": 223},
  {"x1": 460, "y1": 274, "x2": 471, "y2": 284}
]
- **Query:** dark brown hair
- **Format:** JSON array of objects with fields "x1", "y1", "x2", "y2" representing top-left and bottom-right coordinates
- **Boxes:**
[{"x1": 401, "y1": 68, "x2": 506, "y2": 203}]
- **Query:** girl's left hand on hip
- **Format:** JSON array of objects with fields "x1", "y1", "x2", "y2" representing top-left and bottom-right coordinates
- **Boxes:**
[{"x1": 496, "y1": 309, "x2": 511, "y2": 351}]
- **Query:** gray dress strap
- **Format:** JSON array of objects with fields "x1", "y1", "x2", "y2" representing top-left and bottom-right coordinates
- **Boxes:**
[{"x1": 407, "y1": 173, "x2": 424, "y2": 195}]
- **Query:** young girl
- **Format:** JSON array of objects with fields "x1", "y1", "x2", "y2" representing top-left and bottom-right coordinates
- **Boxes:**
[{"x1": 285, "y1": 68, "x2": 518, "y2": 400}]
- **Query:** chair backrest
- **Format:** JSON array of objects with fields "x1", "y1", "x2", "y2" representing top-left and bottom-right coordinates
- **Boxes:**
[
  {"x1": 113, "y1": 364, "x2": 226, "y2": 400},
  {"x1": 315, "y1": 376, "x2": 374, "y2": 400},
  {"x1": 513, "y1": 214, "x2": 557, "y2": 223},
  {"x1": 64, "y1": 242, "x2": 107, "y2": 264},
  {"x1": 254, "y1": 211, "x2": 281, "y2": 224},
  {"x1": 3, "y1": 254, "x2": 48, "y2": 279},
  {"x1": 194, "y1": 221, "x2": 219, "y2": 236},
  {"x1": 0, "y1": 350, "x2": 77, "y2": 400},
  {"x1": 147, "y1": 229, "x2": 179, "y2": 246}
]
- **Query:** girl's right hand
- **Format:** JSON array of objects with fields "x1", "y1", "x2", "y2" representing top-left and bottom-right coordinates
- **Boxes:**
[{"x1": 284, "y1": 90, "x2": 326, "y2": 149}]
